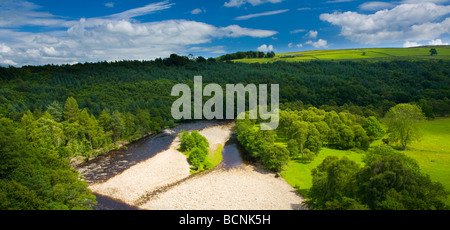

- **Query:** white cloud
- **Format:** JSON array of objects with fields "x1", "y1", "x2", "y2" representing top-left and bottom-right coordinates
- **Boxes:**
[
  {"x1": 0, "y1": 19, "x2": 277, "y2": 66},
  {"x1": 0, "y1": 43, "x2": 12, "y2": 53},
  {"x1": 290, "y1": 29, "x2": 306, "y2": 34},
  {"x1": 306, "y1": 30, "x2": 318, "y2": 39},
  {"x1": 403, "y1": 38, "x2": 448, "y2": 47},
  {"x1": 218, "y1": 25, "x2": 277, "y2": 38},
  {"x1": 224, "y1": 0, "x2": 283, "y2": 7},
  {"x1": 188, "y1": 46, "x2": 227, "y2": 54},
  {"x1": 191, "y1": 8, "x2": 204, "y2": 15},
  {"x1": 257, "y1": 44, "x2": 274, "y2": 52},
  {"x1": 105, "y1": 2, "x2": 114, "y2": 8},
  {"x1": 320, "y1": 2, "x2": 450, "y2": 44},
  {"x1": 403, "y1": 41, "x2": 422, "y2": 47},
  {"x1": 109, "y1": 1, "x2": 174, "y2": 19},
  {"x1": 296, "y1": 43, "x2": 303, "y2": 48},
  {"x1": 359, "y1": 1, "x2": 395, "y2": 11},
  {"x1": 234, "y1": 9, "x2": 289, "y2": 20},
  {"x1": 305, "y1": 39, "x2": 328, "y2": 48},
  {"x1": 428, "y1": 39, "x2": 449, "y2": 45}
]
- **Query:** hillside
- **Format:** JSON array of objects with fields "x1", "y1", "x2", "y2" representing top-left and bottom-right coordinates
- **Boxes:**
[{"x1": 230, "y1": 46, "x2": 450, "y2": 63}]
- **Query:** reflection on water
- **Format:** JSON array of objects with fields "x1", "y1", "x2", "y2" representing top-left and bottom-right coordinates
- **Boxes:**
[{"x1": 220, "y1": 136, "x2": 246, "y2": 169}]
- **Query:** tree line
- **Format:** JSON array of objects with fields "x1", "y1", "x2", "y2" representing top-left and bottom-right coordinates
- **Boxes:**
[
  {"x1": 234, "y1": 106, "x2": 384, "y2": 172},
  {"x1": 217, "y1": 51, "x2": 276, "y2": 61}
]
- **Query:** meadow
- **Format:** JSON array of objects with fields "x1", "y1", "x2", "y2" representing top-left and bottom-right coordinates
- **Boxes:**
[
  {"x1": 282, "y1": 117, "x2": 450, "y2": 206},
  {"x1": 233, "y1": 46, "x2": 450, "y2": 63}
]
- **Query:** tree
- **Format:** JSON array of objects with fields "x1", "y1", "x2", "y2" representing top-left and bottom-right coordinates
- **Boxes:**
[
  {"x1": 188, "y1": 147, "x2": 208, "y2": 171},
  {"x1": 136, "y1": 107, "x2": 151, "y2": 135},
  {"x1": 63, "y1": 97, "x2": 80, "y2": 123},
  {"x1": 305, "y1": 124, "x2": 322, "y2": 153},
  {"x1": 261, "y1": 143, "x2": 290, "y2": 172},
  {"x1": 292, "y1": 121, "x2": 309, "y2": 156},
  {"x1": 287, "y1": 139, "x2": 299, "y2": 158},
  {"x1": 384, "y1": 104, "x2": 425, "y2": 150},
  {"x1": 98, "y1": 110, "x2": 111, "y2": 132},
  {"x1": 358, "y1": 145, "x2": 448, "y2": 210},
  {"x1": 430, "y1": 48, "x2": 437, "y2": 56},
  {"x1": 308, "y1": 156, "x2": 364, "y2": 210},
  {"x1": 363, "y1": 116, "x2": 385, "y2": 139},
  {"x1": 46, "y1": 101, "x2": 63, "y2": 122},
  {"x1": 110, "y1": 110, "x2": 124, "y2": 143}
]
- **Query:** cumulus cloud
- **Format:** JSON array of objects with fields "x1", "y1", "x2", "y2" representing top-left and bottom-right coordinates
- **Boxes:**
[
  {"x1": 404, "y1": 38, "x2": 449, "y2": 47},
  {"x1": 305, "y1": 39, "x2": 328, "y2": 48},
  {"x1": 224, "y1": 0, "x2": 283, "y2": 7},
  {"x1": 428, "y1": 38, "x2": 449, "y2": 45},
  {"x1": 320, "y1": 2, "x2": 450, "y2": 44},
  {"x1": 0, "y1": 1, "x2": 278, "y2": 66},
  {"x1": 257, "y1": 44, "x2": 274, "y2": 52},
  {"x1": 306, "y1": 30, "x2": 318, "y2": 39},
  {"x1": 234, "y1": 9, "x2": 289, "y2": 20},
  {"x1": 403, "y1": 41, "x2": 422, "y2": 47}
]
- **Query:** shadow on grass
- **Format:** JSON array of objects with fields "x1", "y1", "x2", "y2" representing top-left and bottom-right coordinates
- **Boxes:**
[
  {"x1": 294, "y1": 185, "x2": 310, "y2": 199},
  {"x1": 292, "y1": 157, "x2": 314, "y2": 165}
]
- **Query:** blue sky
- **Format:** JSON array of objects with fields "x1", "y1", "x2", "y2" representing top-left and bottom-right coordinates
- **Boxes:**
[{"x1": 0, "y1": 0, "x2": 449, "y2": 66}]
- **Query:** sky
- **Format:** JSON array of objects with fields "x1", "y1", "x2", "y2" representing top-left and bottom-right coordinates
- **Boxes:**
[{"x1": 0, "y1": 0, "x2": 449, "y2": 66}]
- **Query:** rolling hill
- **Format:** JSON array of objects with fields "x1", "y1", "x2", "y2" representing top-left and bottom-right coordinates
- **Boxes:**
[{"x1": 230, "y1": 46, "x2": 450, "y2": 63}]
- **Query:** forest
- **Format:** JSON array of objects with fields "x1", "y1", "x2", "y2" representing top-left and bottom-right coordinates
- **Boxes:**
[{"x1": 0, "y1": 55, "x2": 449, "y2": 209}]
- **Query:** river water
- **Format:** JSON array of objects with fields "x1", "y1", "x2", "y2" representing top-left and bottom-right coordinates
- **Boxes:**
[{"x1": 76, "y1": 120, "x2": 246, "y2": 210}]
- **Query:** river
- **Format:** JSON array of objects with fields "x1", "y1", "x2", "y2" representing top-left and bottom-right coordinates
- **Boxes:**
[{"x1": 76, "y1": 120, "x2": 246, "y2": 210}]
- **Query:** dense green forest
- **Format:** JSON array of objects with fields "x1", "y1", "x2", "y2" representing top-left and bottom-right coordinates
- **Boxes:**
[{"x1": 0, "y1": 55, "x2": 449, "y2": 209}]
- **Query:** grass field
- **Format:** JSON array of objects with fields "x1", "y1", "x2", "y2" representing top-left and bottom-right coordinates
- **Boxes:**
[
  {"x1": 282, "y1": 117, "x2": 450, "y2": 207},
  {"x1": 232, "y1": 46, "x2": 450, "y2": 63},
  {"x1": 404, "y1": 118, "x2": 450, "y2": 205},
  {"x1": 283, "y1": 148, "x2": 365, "y2": 198}
]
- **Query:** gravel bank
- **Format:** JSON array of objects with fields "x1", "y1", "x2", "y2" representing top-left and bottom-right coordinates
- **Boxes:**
[
  {"x1": 89, "y1": 122, "x2": 234, "y2": 205},
  {"x1": 139, "y1": 165, "x2": 307, "y2": 210},
  {"x1": 89, "y1": 122, "x2": 307, "y2": 210}
]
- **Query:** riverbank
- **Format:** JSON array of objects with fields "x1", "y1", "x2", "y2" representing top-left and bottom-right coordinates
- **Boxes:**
[
  {"x1": 88, "y1": 122, "x2": 234, "y2": 205},
  {"x1": 87, "y1": 121, "x2": 307, "y2": 210}
]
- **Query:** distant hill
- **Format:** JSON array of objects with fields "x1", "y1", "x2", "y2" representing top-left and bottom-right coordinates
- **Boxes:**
[{"x1": 227, "y1": 46, "x2": 450, "y2": 63}]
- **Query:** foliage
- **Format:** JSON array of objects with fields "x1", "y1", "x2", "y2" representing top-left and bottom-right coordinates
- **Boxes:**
[
  {"x1": 306, "y1": 145, "x2": 448, "y2": 210},
  {"x1": 235, "y1": 107, "x2": 371, "y2": 172},
  {"x1": 217, "y1": 51, "x2": 275, "y2": 61},
  {"x1": 179, "y1": 130, "x2": 210, "y2": 171},
  {"x1": 307, "y1": 156, "x2": 366, "y2": 210},
  {"x1": 363, "y1": 116, "x2": 385, "y2": 140},
  {"x1": 430, "y1": 48, "x2": 438, "y2": 56},
  {"x1": 0, "y1": 117, "x2": 96, "y2": 210},
  {"x1": 384, "y1": 104, "x2": 425, "y2": 150}
]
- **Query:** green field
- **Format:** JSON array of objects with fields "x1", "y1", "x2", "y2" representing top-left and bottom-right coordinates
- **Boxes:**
[
  {"x1": 233, "y1": 46, "x2": 450, "y2": 63},
  {"x1": 404, "y1": 118, "x2": 450, "y2": 205},
  {"x1": 282, "y1": 118, "x2": 450, "y2": 206},
  {"x1": 283, "y1": 148, "x2": 365, "y2": 197}
]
